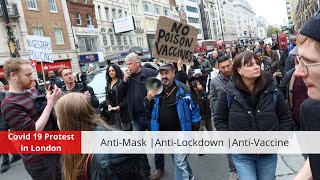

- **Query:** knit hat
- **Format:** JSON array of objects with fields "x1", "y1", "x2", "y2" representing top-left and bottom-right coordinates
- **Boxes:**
[{"x1": 300, "y1": 11, "x2": 320, "y2": 41}]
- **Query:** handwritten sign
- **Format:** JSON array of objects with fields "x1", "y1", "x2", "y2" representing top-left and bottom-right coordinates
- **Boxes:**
[
  {"x1": 26, "y1": 35, "x2": 53, "y2": 62},
  {"x1": 152, "y1": 16, "x2": 197, "y2": 64}
]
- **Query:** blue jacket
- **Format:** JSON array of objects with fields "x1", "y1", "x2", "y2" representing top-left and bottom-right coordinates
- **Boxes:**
[{"x1": 145, "y1": 80, "x2": 201, "y2": 131}]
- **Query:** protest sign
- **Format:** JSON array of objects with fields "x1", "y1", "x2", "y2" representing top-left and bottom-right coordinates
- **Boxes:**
[
  {"x1": 152, "y1": 16, "x2": 197, "y2": 64},
  {"x1": 26, "y1": 35, "x2": 53, "y2": 63}
]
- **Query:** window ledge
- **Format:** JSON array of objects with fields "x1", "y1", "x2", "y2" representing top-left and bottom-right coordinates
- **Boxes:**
[
  {"x1": 50, "y1": 11, "x2": 59, "y2": 14},
  {"x1": 57, "y1": 43, "x2": 65, "y2": 46},
  {"x1": 28, "y1": 8, "x2": 40, "y2": 12}
]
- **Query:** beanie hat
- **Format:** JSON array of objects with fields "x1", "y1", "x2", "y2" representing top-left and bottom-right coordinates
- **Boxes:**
[{"x1": 300, "y1": 11, "x2": 320, "y2": 41}]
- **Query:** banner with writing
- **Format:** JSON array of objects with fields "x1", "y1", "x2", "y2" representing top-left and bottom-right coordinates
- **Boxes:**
[
  {"x1": 26, "y1": 35, "x2": 53, "y2": 63},
  {"x1": 152, "y1": 16, "x2": 197, "y2": 64}
]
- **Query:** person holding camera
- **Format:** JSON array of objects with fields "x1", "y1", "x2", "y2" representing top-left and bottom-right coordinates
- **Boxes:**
[{"x1": 1, "y1": 58, "x2": 62, "y2": 179}]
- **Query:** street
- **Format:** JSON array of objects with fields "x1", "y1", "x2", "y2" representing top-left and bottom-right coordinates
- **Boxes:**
[{"x1": 0, "y1": 154, "x2": 305, "y2": 179}]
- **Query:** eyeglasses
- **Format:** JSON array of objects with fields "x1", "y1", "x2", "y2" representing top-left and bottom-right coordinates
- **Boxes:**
[{"x1": 294, "y1": 56, "x2": 320, "y2": 75}]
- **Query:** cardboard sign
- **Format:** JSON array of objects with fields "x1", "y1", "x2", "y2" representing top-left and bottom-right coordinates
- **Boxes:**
[
  {"x1": 152, "y1": 16, "x2": 197, "y2": 64},
  {"x1": 26, "y1": 35, "x2": 53, "y2": 62}
]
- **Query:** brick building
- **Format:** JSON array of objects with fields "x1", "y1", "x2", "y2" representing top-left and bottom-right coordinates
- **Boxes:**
[
  {"x1": 0, "y1": 0, "x2": 79, "y2": 85},
  {"x1": 66, "y1": 0, "x2": 104, "y2": 72}
]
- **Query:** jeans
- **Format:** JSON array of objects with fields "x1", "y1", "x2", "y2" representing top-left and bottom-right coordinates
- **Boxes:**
[
  {"x1": 171, "y1": 154, "x2": 193, "y2": 180},
  {"x1": 232, "y1": 154, "x2": 277, "y2": 180},
  {"x1": 132, "y1": 117, "x2": 151, "y2": 177}
]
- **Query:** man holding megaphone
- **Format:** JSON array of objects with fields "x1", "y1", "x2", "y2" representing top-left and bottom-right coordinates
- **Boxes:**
[{"x1": 144, "y1": 63, "x2": 201, "y2": 180}]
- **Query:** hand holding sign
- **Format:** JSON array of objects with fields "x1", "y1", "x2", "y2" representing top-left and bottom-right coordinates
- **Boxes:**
[{"x1": 152, "y1": 16, "x2": 197, "y2": 64}]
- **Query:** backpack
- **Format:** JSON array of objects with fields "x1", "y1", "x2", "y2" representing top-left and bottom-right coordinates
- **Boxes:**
[{"x1": 227, "y1": 91, "x2": 278, "y2": 109}]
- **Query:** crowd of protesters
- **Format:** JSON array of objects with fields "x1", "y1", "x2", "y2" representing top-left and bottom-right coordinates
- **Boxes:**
[{"x1": 0, "y1": 11, "x2": 319, "y2": 180}]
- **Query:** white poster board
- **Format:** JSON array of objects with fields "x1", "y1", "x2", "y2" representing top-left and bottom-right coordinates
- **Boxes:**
[{"x1": 26, "y1": 35, "x2": 53, "y2": 63}]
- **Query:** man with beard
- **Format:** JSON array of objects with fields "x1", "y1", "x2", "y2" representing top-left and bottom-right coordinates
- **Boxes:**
[
  {"x1": 145, "y1": 64, "x2": 201, "y2": 180},
  {"x1": 208, "y1": 56, "x2": 237, "y2": 180},
  {"x1": 58, "y1": 67, "x2": 99, "y2": 108},
  {"x1": 1, "y1": 58, "x2": 61, "y2": 179},
  {"x1": 47, "y1": 70, "x2": 63, "y2": 88}
]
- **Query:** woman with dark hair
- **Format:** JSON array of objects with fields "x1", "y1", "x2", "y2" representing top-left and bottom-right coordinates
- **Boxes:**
[
  {"x1": 264, "y1": 44, "x2": 280, "y2": 74},
  {"x1": 105, "y1": 64, "x2": 131, "y2": 130},
  {"x1": 214, "y1": 51, "x2": 292, "y2": 179}
]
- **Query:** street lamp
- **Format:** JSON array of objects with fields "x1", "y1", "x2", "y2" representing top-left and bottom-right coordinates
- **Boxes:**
[{"x1": 216, "y1": 0, "x2": 226, "y2": 41}]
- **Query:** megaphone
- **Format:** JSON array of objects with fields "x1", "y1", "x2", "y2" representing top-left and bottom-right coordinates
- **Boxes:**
[{"x1": 146, "y1": 76, "x2": 163, "y2": 95}]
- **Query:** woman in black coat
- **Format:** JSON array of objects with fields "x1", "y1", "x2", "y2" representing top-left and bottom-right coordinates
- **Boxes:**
[
  {"x1": 214, "y1": 51, "x2": 292, "y2": 180},
  {"x1": 105, "y1": 64, "x2": 131, "y2": 130}
]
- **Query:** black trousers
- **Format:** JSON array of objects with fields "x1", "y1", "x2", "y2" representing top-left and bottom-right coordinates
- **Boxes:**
[{"x1": 24, "y1": 154, "x2": 61, "y2": 180}]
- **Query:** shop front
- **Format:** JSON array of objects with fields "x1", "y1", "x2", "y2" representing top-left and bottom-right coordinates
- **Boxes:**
[
  {"x1": 35, "y1": 59, "x2": 72, "y2": 83},
  {"x1": 79, "y1": 53, "x2": 99, "y2": 73}
]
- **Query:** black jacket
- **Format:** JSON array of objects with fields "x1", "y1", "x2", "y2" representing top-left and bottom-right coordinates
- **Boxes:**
[
  {"x1": 117, "y1": 67, "x2": 158, "y2": 121},
  {"x1": 105, "y1": 80, "x2": 130, "y2": 125},
  {"x1": 61, "y1": 83, "x2": 99, "y2": 108},
  {"x1": 214, "y1": 75, "x2": 293, "y2": 131},
  {"x1": 192, "y1": 91, "x2": 211, "y2": 119},
  {"x1": 0, "y1": 91, "x2": 8, "y2": 131}
]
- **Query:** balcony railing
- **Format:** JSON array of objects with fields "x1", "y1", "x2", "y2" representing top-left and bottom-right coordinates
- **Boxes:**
[{"x1": 0, "y1": 3, "x2": 20, "y2": 18}]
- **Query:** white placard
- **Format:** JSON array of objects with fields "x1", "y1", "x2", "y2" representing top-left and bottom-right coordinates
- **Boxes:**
[
  {"x1": 26, "y1": 35, "x2": 53, "y2": 62},
  {"x1": 113, "y1": 16, "x2": 135, "y2": 33}
]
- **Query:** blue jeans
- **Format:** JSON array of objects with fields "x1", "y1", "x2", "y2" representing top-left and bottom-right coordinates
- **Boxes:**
[
  {"x1": 232, "y1": 154, "x2": 277, "y2": 180},
  {"x1": 171, "y1": 154, "x2": 193, "y2": 180}
]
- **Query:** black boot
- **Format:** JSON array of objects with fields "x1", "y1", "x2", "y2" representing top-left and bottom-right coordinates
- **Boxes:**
[
  {"x1": 0, "y1": 154, "x2": 10, "y2": 173},
  {"x1": 9, "y1": 154, "x2": 22, "y2": 164}
]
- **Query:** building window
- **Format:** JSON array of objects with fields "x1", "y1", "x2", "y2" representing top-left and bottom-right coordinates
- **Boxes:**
[
  {"x1": 101, "y1": 28, "x2": 108, "y2": 46},
  {"x1": 188, "y1": 17, "x2": 199, "y2": 23},
  {"x1": 154, "y1": 5, "x2": 160, "y2": 15},
  {"x1": 186, "y1": 6, "x2": 198, "y2": 13},
  {"x1": 118, "y1": 10, "x2": 122, "y2": 18},
  {"x1": 79, "y1": 37, "x2": 97, "y2": 52},
  {"x1": 86, "y1": 14, "x2": 92, "y2": 25},
  {"x1": 27, "y1": 0, "x2": 37, "y2": 10},
  {"x1": 163, "y1": 7, "x2": 169, "y2": 16},
  {"x1": 76, "y1": 12, "x2": 82, "y2": 25},
  {"x1": 123, "y1": 35, "x2": 127, "y2": 45},
  {"x1": 112, "y1": 9, "x2": 116, "y2": 19},
  {"x1": 32, "y1": 27, "x2": 43, "y2": 37},
  {"x1": 188, "y1": 0, "x2": 197, "y2": 2},
  {"x1": 48, "y1": 0, "x2": 57, "y2": 12},
  {"x1": 105, "y1": 7, "x2": 109, "y2": 20},
  {"x1": 129, "y1": 35, "x2": 133, "y2": 45},
  {"x1": 83, "y1": 0, "x2": 87, "y2": 4},
  {"x1": 108, "y1": 29, "x2": 115, "y2": 45},
  {"x1": 136, "y1": 20, "x2": 141, "y2": 30},
  {"x1": 144, "y1": 2, "x2": 151, "y2": 13},
  {"x1": 124, "y1": 11, "x2": 127, "y2": 17},
  {"x1": 54, "y1": 28, "x2": 64, "y2": 45},
  {"x1": 97, "y1": 6, "x2": 101, "y2": 19},
  {"x1": 116, "y1": 34, "x2": 122, "y2": 45}
]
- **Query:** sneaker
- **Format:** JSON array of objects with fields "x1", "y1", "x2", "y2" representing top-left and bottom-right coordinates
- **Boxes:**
[
  {"x1": 0, "y1": 159, "x2": 10, "y2": 173},
  {"x1": 228, "y1": 172, "x2": 238, "y2": 180},
  {"x1": 9, "y1": 154, "x2": 22, "y2": 164},
  {"x1": 151, "y1": 169, "x2": 164, "y2": 180}
]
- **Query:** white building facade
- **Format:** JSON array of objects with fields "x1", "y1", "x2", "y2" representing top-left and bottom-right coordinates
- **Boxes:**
[{"x1": 233, "y1": 0, "x2": 259, "y2": 44}]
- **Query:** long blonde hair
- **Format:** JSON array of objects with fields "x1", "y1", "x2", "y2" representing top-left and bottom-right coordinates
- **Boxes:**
[{"x1": 55, "y1": 92, "x2": 108, "y2": 180}]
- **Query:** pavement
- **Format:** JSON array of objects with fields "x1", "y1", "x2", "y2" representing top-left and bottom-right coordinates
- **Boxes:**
[{"x1": 0, "y1": 154, "x2": 305, "y2": 179}]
